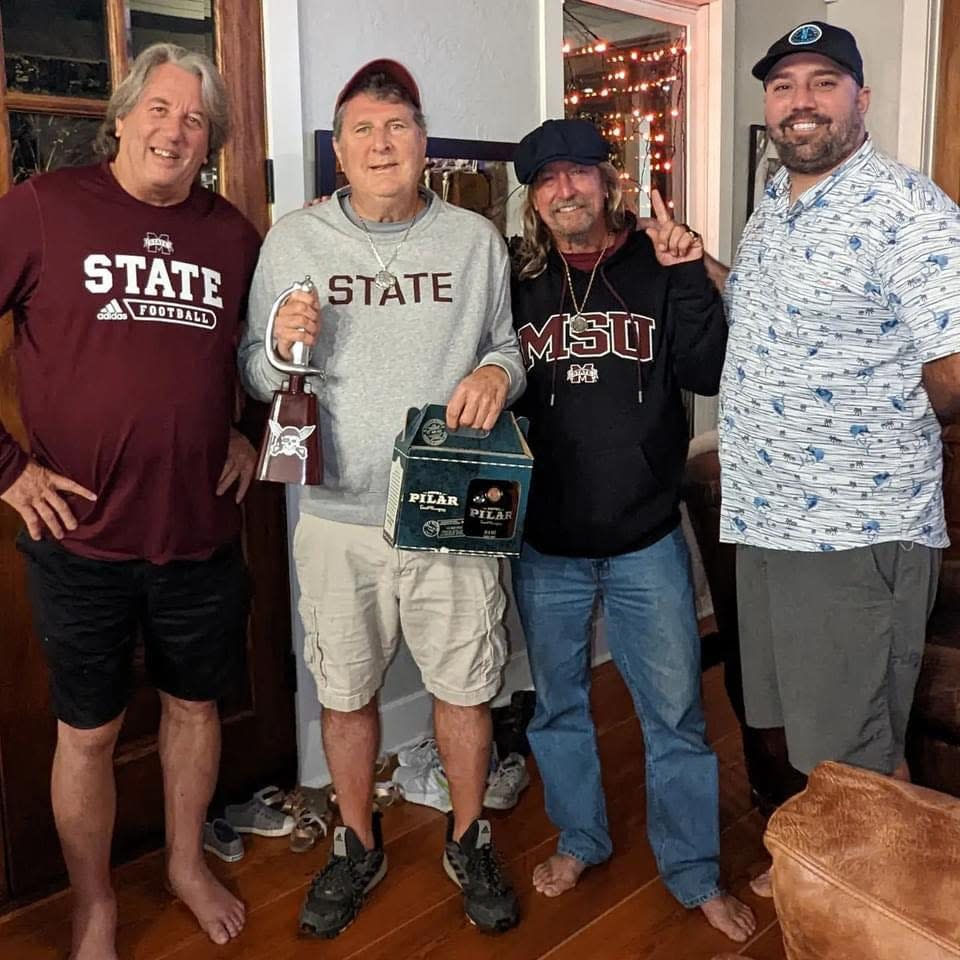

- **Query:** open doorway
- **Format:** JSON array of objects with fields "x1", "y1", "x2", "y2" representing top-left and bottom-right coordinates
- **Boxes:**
[{"x1": 562, "y1": 0, "x2": 687, "y2": 220}]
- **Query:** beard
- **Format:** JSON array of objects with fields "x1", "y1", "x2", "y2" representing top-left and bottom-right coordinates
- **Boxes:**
[
  {"x1": 544, "y1": 198, "x2": 604, "y2": 244},
  {"x1": 768, "y1": 109, "x2": 865, "y2": 176}
]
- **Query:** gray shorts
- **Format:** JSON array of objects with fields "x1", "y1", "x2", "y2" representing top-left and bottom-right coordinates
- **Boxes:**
[{"x1": 736, "y1": 542, "x2": 940, "y2": 775}]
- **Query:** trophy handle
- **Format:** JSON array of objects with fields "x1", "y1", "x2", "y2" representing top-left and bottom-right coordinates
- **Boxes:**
[{"x1": 263, "y1": 276, "x2": 325, "y2": 377}]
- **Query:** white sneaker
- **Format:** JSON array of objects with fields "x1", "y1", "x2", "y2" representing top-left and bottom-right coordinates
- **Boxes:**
[
  {"x1": 393, "y1": 758, "x2": 452, "y2": 812},
  {"x1": 397, "y1": 737, "x2": 441, "y2": 768},
  {"x1": 483, "y1": 753, "x2": 530, "y2": 810}
]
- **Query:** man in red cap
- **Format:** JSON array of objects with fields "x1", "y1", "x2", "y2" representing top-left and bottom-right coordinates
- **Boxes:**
[{"x1": 240, "y1": 59, "x2": 524, "y2": 937}]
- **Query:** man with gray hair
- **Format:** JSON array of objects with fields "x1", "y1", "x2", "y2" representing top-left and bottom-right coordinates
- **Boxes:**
[
  {"x1": 240, "y1": 58, "x2": 525, "y2": 938},
  {"x1": 0, "y1": 43, "x2": 259, "y2": 958}
]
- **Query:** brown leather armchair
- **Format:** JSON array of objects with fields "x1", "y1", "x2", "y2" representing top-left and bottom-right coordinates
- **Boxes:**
[{"x1": 765, "y1": 761, "x2": 960, "y2": 959}]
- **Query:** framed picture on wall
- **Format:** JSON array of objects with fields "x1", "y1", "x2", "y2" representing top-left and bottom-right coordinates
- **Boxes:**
[
  {"x1": 313, "y1": 130, "x2": 521, "y2": 237},
  {"x1": 746, "y1": 123, "x2": 782, "y2": 220}
]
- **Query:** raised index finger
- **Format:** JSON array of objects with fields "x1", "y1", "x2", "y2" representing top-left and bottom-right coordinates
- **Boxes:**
[{"x1": 650, "y1": 188, "x2": 672, "y2": 224}]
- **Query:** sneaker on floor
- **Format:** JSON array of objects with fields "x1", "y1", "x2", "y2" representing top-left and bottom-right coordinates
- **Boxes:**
[
  {"x1": 203, "y1": 818, "x2": 244, "y2": 863},
  {"x1": 393, "y1": 757, "x2": 452, "y2": 813},
  {"x1": 443, "y1": 817, "x2": 519, "y2": 934},
  {"x1": 396, "y1": 737, "x2": 441, "y2": 768},
  {"x1": 224, "y1": 796, "x2": 295, "y2": 837},
  {"x1": 483, "y1": 753, "x2": 530, "y2": 811},
  {"x1": 299, "y1": 814, "x2": 387, "y2": 939}
]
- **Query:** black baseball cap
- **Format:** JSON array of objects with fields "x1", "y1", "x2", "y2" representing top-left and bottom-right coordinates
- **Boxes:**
[
  {"x1": 335, "y1": 58, "x2": 421, "y2": 113},
  {"x1": 752, "y1": 21, "x2": 864, "y2": 88},
  {"x1": 514, "y1": 119, "x2": 610, "y2": 185}
]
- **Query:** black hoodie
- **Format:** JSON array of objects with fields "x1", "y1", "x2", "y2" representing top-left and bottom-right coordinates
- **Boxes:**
[{"x1": 511, "y1": 219, "x2": 727, "y2": 558}]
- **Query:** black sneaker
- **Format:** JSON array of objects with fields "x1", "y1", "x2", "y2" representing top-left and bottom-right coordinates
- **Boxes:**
[
  {"x1": 442, "y1": 816, "x2": 519, "y2": 934},
  {"x1": 299, "y1": 813, "x2": 387, "y2": 938}
]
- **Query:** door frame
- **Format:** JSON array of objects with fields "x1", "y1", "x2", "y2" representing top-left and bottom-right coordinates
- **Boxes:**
[
  {"x1": 541, "y1": 0, "x2": 735, "y2": 264},
  {"x1": 899, "y1": 0, "x2": 942, "y2": 174}
]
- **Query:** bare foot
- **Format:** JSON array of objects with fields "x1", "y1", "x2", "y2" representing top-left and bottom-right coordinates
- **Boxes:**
[
  {"x1": 532, "y1": 853, "x2": 587, "y2": 897},
  {"x1": 749, "y1": 866, "x2": 774, "y2": 899},
  {"x1": 168, "y1": 860, "x2": 245, "y2": 945},
  {"x1": 700, "y1": 892, "x2": 756, "y2": 943},
  {"x1": 70, "y1": 895, "x2": 119, "y2": 960}
]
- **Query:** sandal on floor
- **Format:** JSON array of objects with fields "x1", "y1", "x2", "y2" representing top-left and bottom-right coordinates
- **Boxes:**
[
  {"x1": 289, "y1": 809, "x2": 328, "y2": 853},
  {"x1": 373, "y1": 781, "x2": 402, "y2": 811}
]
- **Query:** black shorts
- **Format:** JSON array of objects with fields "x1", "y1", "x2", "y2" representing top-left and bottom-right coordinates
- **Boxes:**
[{"x1": 17, "y1": 533, "x2": 249, "y2": 730}]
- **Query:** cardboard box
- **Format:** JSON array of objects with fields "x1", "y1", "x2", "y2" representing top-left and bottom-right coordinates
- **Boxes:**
[{"x1": 383, "y1": 404, "x2": 533, "y2": 557}]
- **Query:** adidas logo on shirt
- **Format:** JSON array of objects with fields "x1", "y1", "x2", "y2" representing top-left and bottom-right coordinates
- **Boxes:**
[{"x1": 96, "y1": 298, "x2": 127, "y2": 321}]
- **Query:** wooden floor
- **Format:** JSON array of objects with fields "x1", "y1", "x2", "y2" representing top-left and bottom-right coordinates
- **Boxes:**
[{"x1": 0, "y1": 662, "x2": 786, "y2": 959}]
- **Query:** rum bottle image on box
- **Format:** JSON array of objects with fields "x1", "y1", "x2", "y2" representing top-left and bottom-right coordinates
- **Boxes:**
[{"x1": 463, "y1": 479, "x2": 519, "y2": 539}]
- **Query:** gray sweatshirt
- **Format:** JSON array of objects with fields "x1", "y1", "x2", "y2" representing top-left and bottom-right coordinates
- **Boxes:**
[{"x1": 239, "y1": 188, "x2": 526, "y2": 526}]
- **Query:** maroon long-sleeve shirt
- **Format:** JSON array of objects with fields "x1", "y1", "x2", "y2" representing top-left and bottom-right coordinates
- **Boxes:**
[{"x1": 0, "y1": 162, "x2": 260, "y2": 562}]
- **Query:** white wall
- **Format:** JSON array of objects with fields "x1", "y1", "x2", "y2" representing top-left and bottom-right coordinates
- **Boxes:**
[
  {"x1": 730, "y1": 0, "x2": 827, "y2": 247},
  {"x1": 298, "y1": 0, "x2": 542, "y2": 193},
  {"x1": 825, "y1": 0, "x2": 904, "y2": 156}
]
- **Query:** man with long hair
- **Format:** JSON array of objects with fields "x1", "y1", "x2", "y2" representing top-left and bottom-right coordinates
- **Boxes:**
[
  {"x1": 508, "y1": 118, "x2": 756, "y2": 943},
  {"x1": 0, "y1": 43, "x2": 259, "y2": 958}
]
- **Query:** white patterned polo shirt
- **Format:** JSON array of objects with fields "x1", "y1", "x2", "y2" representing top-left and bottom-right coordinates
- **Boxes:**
[{"x1": 720, "y1": 137, "x2": 960, "y2": 551}]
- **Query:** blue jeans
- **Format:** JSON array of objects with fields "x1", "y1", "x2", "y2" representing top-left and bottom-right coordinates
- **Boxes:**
[{"x1": 512, "y1": 525, "x2": 722, "y2": 908}]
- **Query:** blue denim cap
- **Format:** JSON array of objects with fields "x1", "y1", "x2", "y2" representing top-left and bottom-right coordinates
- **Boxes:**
[{"x1": 514, "y1": 119, "x2": 611, "y2": 185}]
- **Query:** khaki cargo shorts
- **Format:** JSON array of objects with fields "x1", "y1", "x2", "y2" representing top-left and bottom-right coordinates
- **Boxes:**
[{"x1": 293, "y1": 512, "x2": 508, "y2": 711}]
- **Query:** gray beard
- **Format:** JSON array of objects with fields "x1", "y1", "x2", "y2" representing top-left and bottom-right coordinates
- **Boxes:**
[
  {"x1": 769, "y1": 117, "x2": 865, "y2": 176},
  {"x1": 560, "y1": 229, "x2": 593, "y2": 246}
]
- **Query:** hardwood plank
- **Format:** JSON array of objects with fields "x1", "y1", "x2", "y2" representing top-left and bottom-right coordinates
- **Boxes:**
[
  {"x1": 150, "y1": 713, "x2": 655, "y2": 960},
  {"x1": 0, "y1": 663, "x2": 758, "y2": 960},
  {"x1": 541, "y1": 811, "x2": 777, "y2": 960},
  {"x1": 324, "y1": 715, "x2": 753, "y2": 960},
  {"x1": 0, "y1": 800, "x2": 441, "y2": 960},
  {"x1": 742, "y1": 920, "x2": 788, "y2": 960}
]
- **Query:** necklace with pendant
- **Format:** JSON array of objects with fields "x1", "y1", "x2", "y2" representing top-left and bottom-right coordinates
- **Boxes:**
[
  {"x1": 357, "y1": 208, "x2": 417, "y2": 290},
  {"x1": 560, "y1": 234, "x2": 611, "y2": 333}
]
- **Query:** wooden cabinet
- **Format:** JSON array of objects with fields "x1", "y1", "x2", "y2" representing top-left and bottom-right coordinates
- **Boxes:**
[{"x1": 935, "y1": 0, "x2": 960, "y2": 203}]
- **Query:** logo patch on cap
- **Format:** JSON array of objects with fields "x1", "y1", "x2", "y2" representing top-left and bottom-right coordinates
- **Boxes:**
[{"x1": 789, "y1": 24, "x2": 823, "y2": 45}]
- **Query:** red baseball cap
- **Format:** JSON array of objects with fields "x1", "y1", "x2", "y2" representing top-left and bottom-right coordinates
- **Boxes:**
[{"x1": 334, "y1": 59, "x2": 422, "y2": 113}]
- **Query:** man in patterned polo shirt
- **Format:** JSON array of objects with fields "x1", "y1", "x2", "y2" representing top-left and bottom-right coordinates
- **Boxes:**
[{"x1": 715, "y1": 21, "x2": 960, "y2": 888}]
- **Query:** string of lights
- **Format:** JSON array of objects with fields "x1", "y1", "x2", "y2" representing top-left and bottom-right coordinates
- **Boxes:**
[{"x1": 562, "y1": 29, "x2": 687, "y2": 211}]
